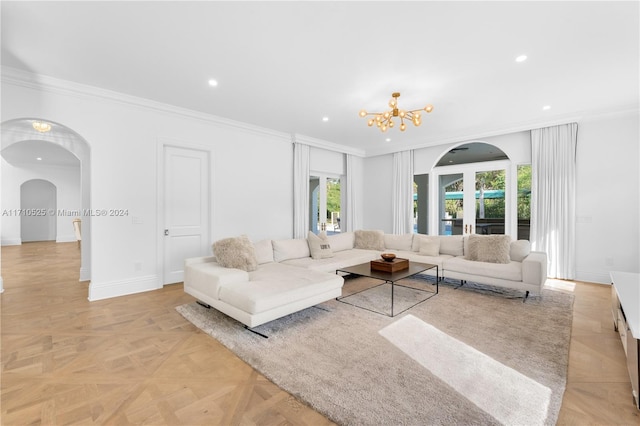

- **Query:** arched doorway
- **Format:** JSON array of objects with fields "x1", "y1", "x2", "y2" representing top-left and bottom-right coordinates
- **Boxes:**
[
  {"x1": 1, "y1": 118, "x2": 91, "y2": 293},
  {"x1": 419, "y1": 142, "x2": 518, "y2": 237},
  {"x1": 20, "y1": 179, "x2": 57, "y2": 242}
]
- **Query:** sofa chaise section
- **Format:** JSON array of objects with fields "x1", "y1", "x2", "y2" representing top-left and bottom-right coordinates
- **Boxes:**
[{"x1": 184, "y1": 256, "x2": 343, "y2": 328}]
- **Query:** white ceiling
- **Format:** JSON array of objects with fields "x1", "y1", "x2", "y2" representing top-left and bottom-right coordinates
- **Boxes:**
[
  {"x1": 2, "y1": 138, "x2": 80, "y2": 168},
  {"x1": 2, "y1": 1, "x2": 638, "y2": 157}
]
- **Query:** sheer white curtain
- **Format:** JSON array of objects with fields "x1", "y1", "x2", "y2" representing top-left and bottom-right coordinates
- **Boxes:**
[
  {"x1": 530, "y1": 123, "x2": 578, "y2": 279},
  {"x1": 392, "y1": 150, "x2": 414, "y2": 234},
  {"x1": 293, "y1": 142, "x2": 310, "y2": 239},
  {"x1": 345, "y1": 154, "x2": 362, "y2": 232}
]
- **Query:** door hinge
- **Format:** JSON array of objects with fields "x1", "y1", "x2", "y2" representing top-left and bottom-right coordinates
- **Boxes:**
[{"x1": 164, "y1": 229, "x2": 169, "y2": 236}]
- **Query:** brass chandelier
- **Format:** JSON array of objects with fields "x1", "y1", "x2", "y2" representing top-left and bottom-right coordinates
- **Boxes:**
[{"x1": 359, "y1": 92, "x2": 433, "y2": 132}]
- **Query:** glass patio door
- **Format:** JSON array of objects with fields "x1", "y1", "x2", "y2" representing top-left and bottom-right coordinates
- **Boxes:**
[
  {"x1": 474, "y1": 169, "x2": 506, "y2": 235},
  {"x1": 435, "y1": 161, "x2": 508, "y2": 236}
]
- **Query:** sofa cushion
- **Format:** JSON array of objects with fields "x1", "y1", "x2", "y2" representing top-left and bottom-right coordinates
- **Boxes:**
[
  {"x1": 442, "y1": 256, "x2": 522, "y2": 281},
  {"x1": 220, "y1": 263, "x2": 343, "y2": 314},
  {"x1": 419, "y1": 237, "x2": 440, "y2": 256},
  {"x1": 392, "y1": 250, "x2": 450, "y2": 273},
  {"x1": 510, "y1": 240, "x2": 531, "y2": 262},
  {"x1": 439, "y1": 236, "x2": 464, "y2": 256},
  {"x1": 282, "y1": 248, "x2": 380, "y2": 273},
  {"x1": 468, "y1": 234, "x2": 511, "y2": 264},
  {"x1": 185, "y1": 260, "x2": 250, "y2": 300},
  {"x1": 272, "y1": 238, "x2": 311, "y2": 262},
  {"x1": 253, "y1": 239, "x2": 274, "y2": 264},
  {"x1": 354, "y1": 229, "x2": 385, "y2": 251},
  {"x1": 384, "y1": 233, "x2": 414, "y2": 251},
  {"x1": 307, "y1": 231, "x2": 334, "y2": 259},
  {"x1": 412, "y1": 234, "x2": 430, "y2": 252},
  {"x1": 212, "y1": 235, "x2": 258, "y2": 272},
  {"x1": 327, "y1": 232, "x2": 354, "y2": 252},
  {"x1": 444, "y1": 256, "x2": 522, "y2": 282}
]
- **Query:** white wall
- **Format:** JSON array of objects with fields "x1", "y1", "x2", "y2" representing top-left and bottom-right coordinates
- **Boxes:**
[
  {"x1": 363, "y1": 114, "x2": 640, "y2": 284},
  {"x1": 1, "y1": 78, "x2": 295, "y2": 299},
  {"x1": 575, "y1": 112, "x2": 639, "y2": 282},
  {"x1": 1, "y1": 159, "x2": 81, "y2": 244},
  {"x1": 310, "y1": 146, "x2": 344, "y2": 176}
]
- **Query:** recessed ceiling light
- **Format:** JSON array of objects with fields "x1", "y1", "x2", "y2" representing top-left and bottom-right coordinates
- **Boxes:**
[
  {"x1": 322, "y1": 117, "x2": 329, "y2": 122},
  {"x1": 542, "y1": 105, "x2": 551, "y2": 110},
  {"x1": 385, "y1": 138, "x2": 391, "y2": 142},
  {"x1": 515, "y1": 55, "x2": 527, "y2": 62},
  {"x1": 208, "y1": 79, "x2": 218, "y2": 87},
  {"x1": 36, "y1": 157, "x2": 42, "y2": 161}
]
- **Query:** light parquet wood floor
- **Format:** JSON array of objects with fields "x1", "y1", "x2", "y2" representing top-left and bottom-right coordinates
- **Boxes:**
[
  {"x1": 1, "y1": 242, "x2": 638, "y2": 425},
  {"x1": 1, "y1": 242, "x2": 331, "y2": 425}
]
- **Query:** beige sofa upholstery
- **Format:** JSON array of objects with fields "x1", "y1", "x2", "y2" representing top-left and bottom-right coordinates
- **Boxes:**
[{"x1": 183, "y1": 231, "x2": 547, "y2": 329}]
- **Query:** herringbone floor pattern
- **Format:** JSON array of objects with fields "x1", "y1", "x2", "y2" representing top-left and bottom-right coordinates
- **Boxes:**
[
  {"x1": 1, "y1": 241, "x2": 638, "y2": 424},
  {"x1": 1, "y1": 242, "x2": 332, "y2": 425}
]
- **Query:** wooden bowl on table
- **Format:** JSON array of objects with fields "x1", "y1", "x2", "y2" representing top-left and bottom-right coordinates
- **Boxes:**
[{"x1": 381, "y1": 253, "x2": 396, "y2": 262}]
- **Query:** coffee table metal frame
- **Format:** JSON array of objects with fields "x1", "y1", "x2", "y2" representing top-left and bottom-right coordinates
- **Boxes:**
[{"x1": 335, "y1": 261, "x2": 438, "y2": 317}]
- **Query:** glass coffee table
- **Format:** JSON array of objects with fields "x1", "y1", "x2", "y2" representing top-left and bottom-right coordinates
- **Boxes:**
[{"x1": 336, "y1": 261, "x2": 438, "y2": 317}]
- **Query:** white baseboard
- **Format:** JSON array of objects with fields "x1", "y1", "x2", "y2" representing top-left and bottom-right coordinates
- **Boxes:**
[
  {"x1": 79, "y1": 267, "x2": 91, "y2": 282},
  {"x1": 88, "y1": 274, "x2": 161, "y2": 301},
  {"x1": 56, "y1": 234, "x2": 77, "y2": 243},
  {"x1": 575, "y1": 270, "x2": 611, "y2": 285},
  {"x1": 1, "y1": 238, "x2": 21, "y2": 246}
]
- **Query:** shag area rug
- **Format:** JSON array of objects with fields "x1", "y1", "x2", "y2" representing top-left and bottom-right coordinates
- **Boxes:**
[{"x1": 176, "y1": 276, "x2": 574, "y2": 425}]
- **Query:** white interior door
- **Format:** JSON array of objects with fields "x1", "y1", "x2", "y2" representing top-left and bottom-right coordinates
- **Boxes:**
[{"x1": 163, "y1": 146, "x2": 210, "y2": 284}]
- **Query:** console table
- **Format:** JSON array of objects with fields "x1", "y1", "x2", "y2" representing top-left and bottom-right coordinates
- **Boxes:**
[{"x1": 610, "y1": 271, "x2": 640, "y2": 409}]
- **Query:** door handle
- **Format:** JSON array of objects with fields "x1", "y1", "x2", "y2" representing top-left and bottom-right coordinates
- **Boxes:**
[
  {"x1": 164, "y1": 229, "x2": 169, "y2": 236},
  {"x1": 465, "y1": 224, "x2": 468, "y2": 234},
  {"x1": 470, "y1": 224, "x2": 473, "y2": 234}
]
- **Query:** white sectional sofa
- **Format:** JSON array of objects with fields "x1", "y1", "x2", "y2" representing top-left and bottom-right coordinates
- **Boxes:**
[{"x1": 183, "y1": 231, "x2": 548, "y2": 330}]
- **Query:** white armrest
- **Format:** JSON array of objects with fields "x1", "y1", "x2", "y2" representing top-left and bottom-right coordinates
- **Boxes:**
[
  {"x1": 522, "y1": 251, "x2": 548, "y2": 288},
  {"x1": 184, "y1": 260, "x2": 249, "y2": 300},
  {"x1": 184, "y1": 256, "x2": 216, "y2": 267}
]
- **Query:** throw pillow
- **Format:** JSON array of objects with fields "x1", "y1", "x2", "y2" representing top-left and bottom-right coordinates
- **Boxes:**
[
  {"x1": 307, "y1": 231, "x2": 334, "y2": 259},
  {"x1": 383, "y1": 233, "x2": 413, "y2": 251},
  {"x1": 327, "y1": 232, "x2": 354, "y2": 252},
  {"x1": 510, "y1": 240, "x2": 531, "y2": 262},
  {"x1": 354, "y1": 229, "x2": 385, "y2": 251},
  {"x1": 253, "y1": 239, "x2": 274, "y2": 264},
  {"x1": 212, "y1": 235, "x2": 258, "y2": 272},
  {"x1": 468, "y1": 234, "x2": 511, "y2": 264},
  {"x1": 419, "y1": 236, "x2": 440, "y2": 257},
  {"x1": 272, "y1": 238, "x2": 311, "y2": 262},
  {"x1": 439, "y1": 236, "x2": 464, "y2": 256}
]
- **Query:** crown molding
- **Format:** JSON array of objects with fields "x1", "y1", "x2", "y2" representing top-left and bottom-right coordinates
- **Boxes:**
[
  {"x1": 4, "y1": 67, "x2": 636, "y2": 159},
  {"x1": 1, "y1": 67, "x2": 293, "y2": 143},
  {"x1": 293, "y1": 133, "x2": 366, "y2": 157}
]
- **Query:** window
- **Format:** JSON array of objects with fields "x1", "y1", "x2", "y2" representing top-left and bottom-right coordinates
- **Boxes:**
[
  {"x1": 309, "y1": 175, "x2": 342, "y2": 234},
  {"x1": 517, "y1": 164, "x2": 531, "y2": 240}
]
